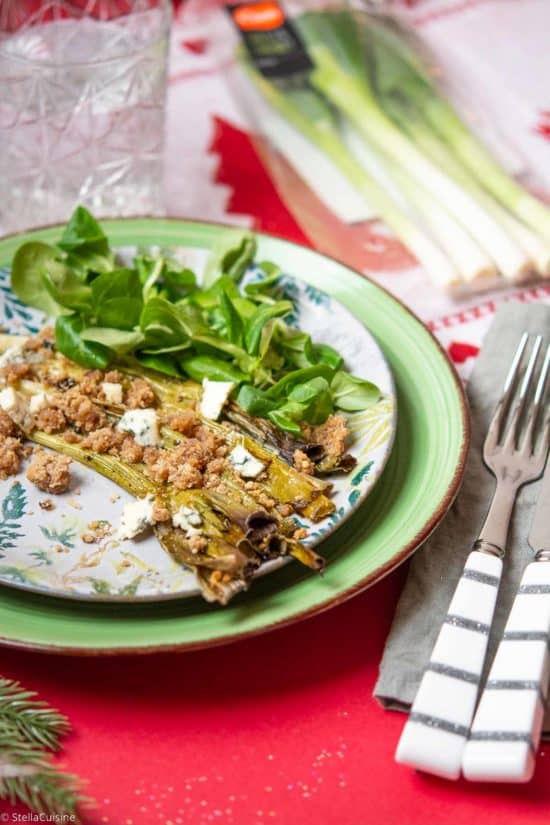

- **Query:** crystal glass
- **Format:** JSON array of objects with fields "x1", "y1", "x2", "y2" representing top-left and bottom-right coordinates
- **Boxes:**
[{"x1": 0, "y1": 0, "x2": 172, "y2": 233}]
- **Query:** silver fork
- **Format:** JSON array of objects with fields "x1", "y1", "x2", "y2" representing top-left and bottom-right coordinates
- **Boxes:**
[
  {"x1": 395, "y1": 333, "x2": 549, "y2": 780},
  {"x1": 463, "y1": 344, "x2": 550, "y2": 783}
]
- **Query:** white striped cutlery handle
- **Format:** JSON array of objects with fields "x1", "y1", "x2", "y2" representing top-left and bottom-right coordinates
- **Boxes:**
[
  {"x1": 395, "y1": 550, "x2": 503, "y2": 779},
  {"x1": 462, "y1": 561, "x2": 550, "y2": 782}
]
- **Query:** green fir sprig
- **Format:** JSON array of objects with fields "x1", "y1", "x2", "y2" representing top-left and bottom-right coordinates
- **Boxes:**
[{"x1": 0, "y1": 677, "x2": 91, "y2": 820}]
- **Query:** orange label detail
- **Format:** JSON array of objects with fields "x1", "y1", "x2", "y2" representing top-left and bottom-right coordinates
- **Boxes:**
[{"x1": 232, "y1": 1, "x2": 285, "y2": 31}]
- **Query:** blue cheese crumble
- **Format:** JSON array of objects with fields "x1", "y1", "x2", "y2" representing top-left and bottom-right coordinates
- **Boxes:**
[
  {"x1": 117, "y1": 408, "x2": 160, "y2": 446},
  {"x1": 116, "y1": 495, "x2": 155, "y2": 540},
  {"x1": 172, "y1": 506, "x2": 203, "y2": 535},
  {"x1": 229, "y1": 444, "x2": 265, "y2": 479},
  {"x1": 200, "y1": 379, "x2": 234, "y2": 421}
]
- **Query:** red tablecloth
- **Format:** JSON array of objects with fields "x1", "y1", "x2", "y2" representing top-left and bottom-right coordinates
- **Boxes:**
[
  {"x1": 3, "y1": 569, "x2": 550, "y2": 824},
  {"x1": 3, "y1": 1, "x2": 550, "y2": 822}
]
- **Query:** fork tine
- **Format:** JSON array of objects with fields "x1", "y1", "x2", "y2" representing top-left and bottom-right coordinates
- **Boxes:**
[
  {"x1": 534, "y1": 343, "x2": 550, "y2": 406},
  {"x1": 503, "y1": 332, "x2": 529, "y2": 397},
  {"x1": 484, "y1": 333, "x2": 529, "y2": 455},
  {"x1": 518, "y1": 335, "x2": 543, "y2": 402},
  {"x1": 521, "y1": 343, "x2": 550, "y2": 456},
  {"x1": 538, "y1": 414, "x2": 550, "y2": 459},
  {"x1": 502, "y1": 335, "x2": 542, "y2": 451}
]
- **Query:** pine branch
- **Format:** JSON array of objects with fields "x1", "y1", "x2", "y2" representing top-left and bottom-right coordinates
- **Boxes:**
[
  {"x1": 0, "y1": 678, "x2": 92, "y2": 821},
  {"x1": 0, "y1": 678, "x2": 70, "y2": 750},
  {"x1": 1, "y1": 764, "x2": 86, "y2": 817},
  {"x1": 1, "y1": 764, "x2": 85, "y2": 817}
]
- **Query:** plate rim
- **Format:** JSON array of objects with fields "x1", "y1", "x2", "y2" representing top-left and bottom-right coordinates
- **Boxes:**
[{"x1": 0, "y1": 217, "x2": 470, "y2": 654}]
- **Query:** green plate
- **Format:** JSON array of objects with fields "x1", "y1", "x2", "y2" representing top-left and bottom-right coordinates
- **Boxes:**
[{"x1": 0, "y1": 218, "x2": 469, "y2": 654}]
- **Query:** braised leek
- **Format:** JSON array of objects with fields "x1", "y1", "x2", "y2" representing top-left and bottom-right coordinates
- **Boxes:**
[{"x1": 2, "y1": 337, "x2": 333, "y2": 604}]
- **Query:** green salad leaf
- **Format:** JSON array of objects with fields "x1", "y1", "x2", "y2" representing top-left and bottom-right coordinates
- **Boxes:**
[
  {"x1": 202, "y1": 230, "x2": 256, "y2": 287},
  {"x1": 313, "y1": 343, "x2": 343, "y2": 370},
  {"x1": 219, "y1": 289, "x2": 245, "y2": 346},
  {"x1": 58, "y1": 206, "x2": 108, "y2": 252},
  {"x1": 140, "y1": 297, "x2": 192, "y2": 351},
  {"x1": 266, "y1": 365, "x2": 334, "y2": 399},
  {"x1": 245, "y1": 301, "x2": 293, "y2": 356},
  {"x1": 268, "y1": 405, "x2": 304, "y2": 435},
  {"x1": 55, "y1": 315, "x2": 111, "y2": 369},
  {"x1": 58, "y1": 205, "x2": 114, "y2": 275},
  {"x1": 135, "y1": 353, "x2": 181, "y2": 377},
  {"x1": 80, "y1": 327, "x2": 144, "y2": 354},
  {"x1": 180, "y1": 355, "x2": 249, "y2": 384},
  {"x1": 91, "y1": 269, "x2": 143, "y2": 330},
  {"x1": 41, "y1": 263, "x2": 93, "y2": 313},
  {"x1": 331, "y1": 371, "x2": 381, "y2": 411},
  {"x1": 289, "y1": 376, "x2": 333, "y2": 424},
  {"x1": 235, "y1": 384, "x2": 277, "y2": 417},
  {"x1": 10, "y1": 242, "x2": 65, "y2": 317},
  {"x1": 135, "y1": 254, "x2": 197, "y2": 301},
  {"x1": 10, "y1": 206, "x2": 381, "y2": 434}
]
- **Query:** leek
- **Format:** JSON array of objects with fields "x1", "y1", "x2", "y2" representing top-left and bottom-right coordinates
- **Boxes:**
[
  {"x1": 295, "y1": 10, "x2": 533, "y2": 281},
  {"x1": 389, "y1": 165, "x2": 497, "y2": 286},
  {"x1": 16, "y1": 357, "x2": 337, "y2": 521},
  {"x1": 6, "y1": 344, "x2": 337, "y2": 604},
  {"x1": 382, "y1": 99, "x2": 550, "y2": 276},
  {"x1": 342, "y1": 123, "x2": 497, "y2": 285},
  {"x1": 31, "y1": 430, "x2": 251, "y2": 576},
  {"x1": 243, "y1": 62, "x2": 461, "y2": 290},
  {"x1": 30, "y1": 426, "x2": 314, "y2": 604},
  {"x1": 361, "y1": 14, "x2": 550, "y2": 241}
]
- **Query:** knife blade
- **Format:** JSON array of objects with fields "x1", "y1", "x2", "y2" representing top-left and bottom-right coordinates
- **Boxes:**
[{"x1": 528, "y1": 457, "x2": 550, "y2": 553}]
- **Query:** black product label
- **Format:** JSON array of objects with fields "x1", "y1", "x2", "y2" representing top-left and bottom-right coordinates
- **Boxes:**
[{"x1": 227, "y1": 1, "x2": 313, "y2": 79}]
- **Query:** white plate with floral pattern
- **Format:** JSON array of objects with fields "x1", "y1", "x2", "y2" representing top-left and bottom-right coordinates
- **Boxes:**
[{"x1": 0, "y1": 240, "x2": 396, "y2": 602}]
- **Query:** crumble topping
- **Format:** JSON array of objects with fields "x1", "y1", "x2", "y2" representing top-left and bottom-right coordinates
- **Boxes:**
[
  {"x1": 167, "y1": 409, "x2": 198, "y2": 435},
  {"x1": 0, "y1": 409, "x2": 18, "y2": 437},
  {"x1": 0, "y1": 436, "x2": 23, "y2": 479},
  {"x1": 293, "y1": 448, "x2": 315, "y2": 475},
  {"x1": 26, "y1": 448, "x2": 72, "y2": 494},
  {"x1": 126, "y1": 378, "x2": 156, "y2": 409},
  {"x1": 307, "y1": 414, "x2": 348, "y2": 459},
  {"x1": 0, "y1": 332, "x2": 340, "y2": 557},
  {"x1": 35, "y1": 406, "x2": 67, "y2": 434}
]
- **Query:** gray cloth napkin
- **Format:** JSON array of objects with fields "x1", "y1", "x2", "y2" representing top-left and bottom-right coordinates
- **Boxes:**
[{"x1": 374, "y1": 302, "x2": 550, "y2": 733}]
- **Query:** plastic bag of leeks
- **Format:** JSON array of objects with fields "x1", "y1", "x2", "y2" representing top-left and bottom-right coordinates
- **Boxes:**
[{"x1": 230, "y1": 3, "x2": 550, "y2": 293}]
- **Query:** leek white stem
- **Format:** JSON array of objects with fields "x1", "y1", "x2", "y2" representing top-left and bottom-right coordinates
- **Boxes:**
[
  {"x1": 395, "y1": 113, "x2": 550, "y2": 278},
  {"x1": 359, "y1": 11, "x2": 550, "y2": 242},
  {"x1": 343, "y1": 121, "x2": 497, "y2": 285},
  {"x1": 309, "y1": 46, "x2": 533, "y2": 281},
  {"x1": 390, "y1": 166, "x2": 497, "y2": 285},
  {"x1": 243, "y1": 64, "x2": 460, "y2": 290},
  {"x1": 422, "y1": 99, "x2": 550, "y2": 241},
  {"x1": 498, "y1": 216, "x2": 550, "y2": 277},
  {"x1": 321, "y1": 133, "x2": 461, "y2": 290}
]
